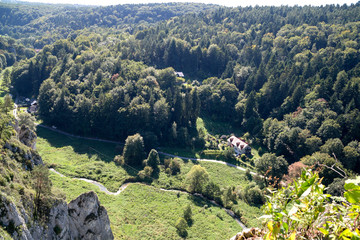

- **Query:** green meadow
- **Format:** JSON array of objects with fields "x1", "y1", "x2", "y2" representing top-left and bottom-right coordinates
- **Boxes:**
[
  {"x1": 38, "y1": 126, "x2": 262, "y2": 238},
  {"x1": 51, "y1": 173, "x2": 243, "y2": 239}
]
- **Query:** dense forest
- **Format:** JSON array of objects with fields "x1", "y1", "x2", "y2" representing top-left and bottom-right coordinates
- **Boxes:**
[
  {"x1": 5, "y1": 2, "x2": 360, "y2": 179},
  {"x1": 0, "y1": 2, "x2": 218, "y2": 46}
]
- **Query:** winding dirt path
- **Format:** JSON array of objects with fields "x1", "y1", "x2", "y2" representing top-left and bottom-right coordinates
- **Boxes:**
[
  {"x1": 38, "y1": 124, "x2": 257, "y2": 176},
  {"x1": 157, "y1": 151, "x2": 258, "y2": 176},
  {"x1": 49, "y1": 168, "x2": 247, "y2": 229}
]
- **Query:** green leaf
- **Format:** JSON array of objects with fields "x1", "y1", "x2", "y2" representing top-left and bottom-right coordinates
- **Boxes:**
[
  {"x1": 345, "y1": 183, "x2": 360, "y2": 191},
  {"x1": 352, "y1": 231, "x2": 360, "y2": 240},
  {"x1": 318, "y1": 228, "x2": 329, "y2": 236},
  {"x1": 297, "y1": 174, "x2": 317, "y2": 198},
  {"x1": 340, "y1": 229, "x2": 352, "y2": 238},
  {"x1": 288, "y1": 232, "x2": 296, "y2": 240},
  {"x1": 299, "y1": 185, "x2": 312, "y2": 199},
  {"x1": 282, "y1": 222, "x2": 289, "y2": 233},
  {"x1": 288, "y1": 205, "x2": 298, "y2": 216},
  {"x1": 344, "y1": 189, "x2": 360, "y2": 204}
]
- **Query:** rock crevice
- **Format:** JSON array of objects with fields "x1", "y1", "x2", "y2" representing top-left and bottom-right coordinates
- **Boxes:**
[{"x1": 0, "y1": 191, "x2": 114, "y2": 240}]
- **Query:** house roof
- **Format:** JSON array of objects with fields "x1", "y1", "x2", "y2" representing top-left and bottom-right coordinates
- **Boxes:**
[
  {"x1": 175, "y1": 72, "x2": 184, "y2": 77},
  {"x1": 227, "y1": 136, "x2": 249, "y2": 150}
]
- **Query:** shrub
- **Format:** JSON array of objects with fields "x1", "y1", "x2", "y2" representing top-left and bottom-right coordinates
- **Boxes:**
[
  {"x1": 164, "y1": 158, "x2": 181, "y2": 175},
  {"x1": 183, "y1": 204, "x2": 192, "y2": 225},
  {"x1": 175, "y1": 217, "x2": 188, "y2": 238},
  {"x1": 114, "y1": 155, "x2": 125, "y2": 166},
  {"x1": 137, "y1": 166, "x2": 153, "y2": 181},
  {"x1": 169, "y1": 158, "x2": 181, "y2": 175},
  {"x1": 0, "y1": 176, "x2": 6, "y2": 186},
  {"x1": 246, "y1": 187, "x2": 265, "y2": 206}
]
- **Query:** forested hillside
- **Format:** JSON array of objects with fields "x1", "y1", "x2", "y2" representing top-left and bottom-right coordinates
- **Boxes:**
[
  {"x1": 0, "y1": 2, "x2": 218, "y2": 46},
  {"x1": 1, "y1": 2, "x2": 360, "y2": 239},
  {"x1": 6, "y1": 2, "x2": 360, "y2": 177}
]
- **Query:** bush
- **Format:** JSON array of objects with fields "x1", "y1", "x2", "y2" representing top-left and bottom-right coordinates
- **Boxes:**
[
  {"x1": 170, "y1": 158, "x2": 181, "y2": 175},
  {"x1": 183, "y1": 204, "x2": 192, "y2": 225},
  {"x1": 0, "y1": 176, "x2": 6, "y2": 186},
  {"x1": 137, "y1": 166, "x2": 153, "y2": 181},
  {"x1": 114, "y1": 155, "x2": 125, "y2": 166},
  {"x1": 146, "y1": 149, "x2": 160, "y2": 171},
  {"x1": 223, "y1": 147, "x2": 236, "y2": 161},
  {"x1": 246, "y1": 187, "x2": 265, "y2": 206},
  {"x1": 175, "y1": 217, "x2": 188, "y2": 238},
  {"x1": 164, "y1": 158, "x2": 181, "y2": 175},
  {"x1": 165, "y1": 168, "x2": 172, "y2": 175}
]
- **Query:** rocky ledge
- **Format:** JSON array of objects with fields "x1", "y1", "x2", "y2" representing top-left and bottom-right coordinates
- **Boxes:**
[{"x1": 0, "y1": 191, "x2": 114, "y2": 240}]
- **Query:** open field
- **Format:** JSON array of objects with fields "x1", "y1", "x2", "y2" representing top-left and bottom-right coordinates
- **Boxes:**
[
  {"x1": 37, "y1": 127, "x2": 131, "y2": 192},
  {"x1": 38, "y1": 126, "x2": 262, "y2": 233},
  {"x1": 37, "y1": 126, "x2": 256, "y2": 191},
  {"x1": 50, "y1": 172, "x2": 244, "y2": 239}
]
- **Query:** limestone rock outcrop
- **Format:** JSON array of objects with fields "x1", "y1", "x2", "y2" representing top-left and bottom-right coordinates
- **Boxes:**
[
  {"x1": 18, "y1": 125, "x2": 37, "y2": 150},
  {"x1": 68, "y1": 191, "x2": 113, "y2": 240},
  {"x1": 0, "y1": 191, "x2": 113, "y2": 240},
  {"x1": 230, "y1": 228, "x2": 263, "y2": 240}
]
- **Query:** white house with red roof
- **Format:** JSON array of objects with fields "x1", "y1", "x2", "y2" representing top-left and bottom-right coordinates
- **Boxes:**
[{"x1": 227, "y1": 136, "x2": 251, "y2": 155}]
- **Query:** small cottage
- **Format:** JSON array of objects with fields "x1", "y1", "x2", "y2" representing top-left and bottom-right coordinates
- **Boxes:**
[
  {"x1": 175, "y1": 72, "x2": 184, "y2": 77},
  {"x1": 28, "y1": 100, "x2": 38, "y2": 114},
  {"x1": 227, "y1": 136, "x2": 251, "y2": 155}
]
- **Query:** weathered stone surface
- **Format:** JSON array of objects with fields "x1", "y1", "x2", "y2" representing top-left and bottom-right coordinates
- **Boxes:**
[
  {"x1": 18, "y1": 126, "x2": 37, "y2": 150},
  {"x1": 1, "y1": 192, "x2": 113, "y2": 240},
  {"x1": 0, "y1": 194, "x2": 33, "y2": 240},
  {"x1": 68, "y1": 191, "x2": 114, "y2": 240},
  {"x1": 4, "y1": 138, "x2": 43, "y2": 170},
  {"x1": 230, "y1": 228, "x2": 263, "y2": 240}
]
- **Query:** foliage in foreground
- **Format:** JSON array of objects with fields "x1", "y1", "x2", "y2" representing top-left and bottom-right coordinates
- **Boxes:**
[{"x1": 261, "y1": 170, "x2": 360, "y2": 239}]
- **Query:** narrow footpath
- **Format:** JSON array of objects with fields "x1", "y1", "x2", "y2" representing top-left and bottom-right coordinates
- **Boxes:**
[
  {"x1": 157, "y1": 151, "x2": 257, "y2": 175},
  {"x1": 40, "y1": 123, "x2": 257, "y2": 175}
]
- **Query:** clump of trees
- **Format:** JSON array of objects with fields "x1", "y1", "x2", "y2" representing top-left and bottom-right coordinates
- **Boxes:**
[
  {"x1": 123, "y1": 133, "x2": 145, "y2": 166},
  {"x1": 164, "y1": 158, "x2": 181, "y2": 175},
  {"x1": 175, "y1": 204, "x2": 193, "y2": 238},
  {"x1": 185, "y1": 165, "x2": 209, "y2": 193},
  {"x1": 6, "y1": 2, "x2": 360, "y2": 187}
]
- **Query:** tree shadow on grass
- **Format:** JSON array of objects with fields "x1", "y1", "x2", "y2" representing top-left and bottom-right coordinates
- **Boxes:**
[
  {"x1": 36, "y1": 127, "x2": 139, "y2": 177},
  {"x1": 37, "y1": 127, "x2": 122, "y2": 160},
  {"x1": 186, "y1": 194, "x2": 215, "y2": 209}
]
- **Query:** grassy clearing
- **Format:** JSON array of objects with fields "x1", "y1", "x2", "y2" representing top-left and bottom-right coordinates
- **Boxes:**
[
  {"x1": 152, "y1": 158, "x2": 262, "y2": 227},
  {"x1": 38, "y1": 126, "x2": 262, "y2": 232},
  {"x1": 154, "y1": 158, "x2": 251, "y2": 190},
  {"x1": 37, "y1": 127, "x2": 134, "y2": 192},
  {"x1": 50, "y1": 172, "x2": 243, "y2": 239},
  {"x1": 200, "y1": 116, "x2": 244, "y2": 136}
]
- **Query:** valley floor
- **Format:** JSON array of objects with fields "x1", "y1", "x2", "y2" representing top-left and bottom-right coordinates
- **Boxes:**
[{"x1": 37, "y1": 126, "x2": 262, "y2": 239}]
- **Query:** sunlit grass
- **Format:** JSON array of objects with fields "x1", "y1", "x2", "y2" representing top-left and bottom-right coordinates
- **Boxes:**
[{"x1": 51, "y1": 172, "x2": 244, "y2": 239}]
